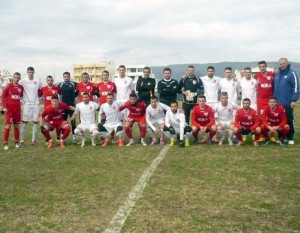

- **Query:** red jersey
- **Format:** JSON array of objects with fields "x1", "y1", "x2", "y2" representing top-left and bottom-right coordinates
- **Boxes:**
[
  {"x1": 235, "y1": 108, "x2": 260, "y2": 130},
  {"x1": 76, "y1": 81, "x2": 98, "y2": 102},
  {"x1": 191, "y1": 105, "x2": 215, "y2": 127},
  {"x1": 1, "y1": 83, "x2": 23, "y2": 109},
  {"x1": 254, "y1": 71, "x2": 275, "y2": 106},
  {"x1": 41, "y1": 102, "x2": 70, "y2": 122},
  {"x1": 262, "y1": 104, "x2": 287, "y2": 128},
  {"x1": 120, "y1": 100, "x2": 147, "y2": 118},
  {"x1": 40, "y1": 85, "x2": 61, "y2": 108},
  {"x1": 98, "y1": 81, "x2": 116, "y2": 104}
]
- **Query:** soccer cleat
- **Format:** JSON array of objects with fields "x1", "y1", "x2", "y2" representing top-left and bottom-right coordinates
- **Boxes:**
[
  {"x1": 278, "y1": 140, "x2": 285, "y2": 147},
  {"x1": 199, "y1": 138, "x2": 207, "y2": 144},
  {"x1": 47, "y1": 140, "x2": 54, "y2": 148},
  {"x1": 141, "y1": 138, "x2": 147, "y2": 146},
  {"x1": 160, "y1": 138, "x2": 165, "y2": 145},
  {"x1": 253, "y1": 140, "x2": 259, "y2": 147},
  {"x1": 44, "y1": 140, "x2": 49, "y2": 146},
  {"x1": 288, "y1": 140, "x2": 295, "y2": 145},
  {"x1": 31, "y1": 141, "x2": 38, "y2": 146},
  {"x1": 72, "y1": 135, "x2": 77, "y2": 144},
  {"x1": 91, "y1": 138, "x2": 96, "y2": 146},
  {"x1": 228, "y1": 138, "x2": 233, "y2": 146},
  {"x1": 193, "y1": 139, "x2": 199, "y2": 145},
  {"x1": 150, "y1": 138, "x2": 157, "y2": 146},
  {"x1": 20, "y1": 141, "x2": 25, "y2": 147},
  {"x1": 81, "y1": 138, "x2": 86, "y2": 147},
  {"x1": 169, "y1": 138, "x2": 175, "y2": 146},
  {"x1": 212, "y1": 137, "x2": 219, "y2": 143},
  {"x1": 258, "y1": 135, "x2": 265, "y2": 142},
  {"x1": 242, "y1": 135, "x2": 247, "y2": 142},
  {"x1": 270, "y1": 136, "x2": 277, "y2": 143},
  {"x1": 218, "y1": 138, "x2": 224, "y2": 146},
  {"x1": 179, "y1": 140, "x2": 184, "y2": 148},
  {"x1": 102, "y1": 139, "x2": 109, "y2": 147},
  {"x1": 60, "y1": 140, "x2": 65, "y2": 148},
  {"x1": 4, "y1": 144, "x2": 9, "y2": 150},
  {"x1": 126, "y1": 139, "x2": 134, "y2": 147},
  {"x1": 118, "y1": 139, "x2": 124, "y2": 147},
  {"x1": 185, "y1": 138, "x2": 190, "y2": 147},
  {"x1": 236, "y1": 140, "x2": 243, "y2": 147},
  {"x1": 15, "y1": 143, "x2": 21, "y2": 148}
]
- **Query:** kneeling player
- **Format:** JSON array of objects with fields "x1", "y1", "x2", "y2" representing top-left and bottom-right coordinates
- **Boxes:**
[
  {"x1": 98, "y1": 93, "x2": 125, "y2": 147},
  {"x1": 261, "y1": 96, "x2": 290, "y2": 146},
  {"x1": 163, "y1": 101, "x2": 192, "y2": 147},
  {"x1": 146, "y1": 96, "x2": 170, "y2": 145},
  {"x1": 191, "y1": 95, "x2": 217, "y2": 144},
  {"x1": 68, "y1": 92, "x2": 100, "y2": 147},
  {"x1": 40, "y1": 95, "x2": 74, "y2": 148},
  {"x1": 120, "y1": 93, "x2": 147, "y2": 146},
  {"x1": 233, "y1": 98, "x2": 261, "y2": 146}
]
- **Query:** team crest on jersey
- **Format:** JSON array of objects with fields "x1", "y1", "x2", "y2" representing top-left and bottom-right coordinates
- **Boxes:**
[
  {"x1": 274, "y1": 113, "x2": 278, "y2": 117},
  {"x1": 204, "y1": 112, "x2": 208, "y2": 116},
  {"x1": 136, "y1": 108, "x2": 140, "y2": 112},
  {"x1": 87, "y1": 86, "x2": 90, "y2": 90},
  {"x1": 193, "y1": 80, "x2": 197, "y2": 84},
  {"x1": 267, "y1": 76, "x2": 271, "y2": 80},
  {"x1": 18, "y1": 88, "x2": 22, "y2": 93},
  {"x1": 107, "y1": 85, "x2": 111, "y2": 88},
  {"x1": 228, "y1": 109, "x2": 232, "y2": 112},
  {"x1": 213, "y1": 80, "x2": 216, "y2": 83},
  {"x1": 52, "y1": 90, "x2": 56, "y2": 94},
  {"x1": 90, "y1": 106, "x2": 92, "y2": 110},
  {"x1": 284, "y1": 76, "x2": 288, "y2": 79},
  {"x1": 34, "y1": 82, "x2": 37, "y2": 85},
  {"x1": 232, "y1": 83, "x2": 235, "y2": 86},
  {"x1": 113, "y1": 106, "x2": 116, "y2": 110},
  {"x1": 248, "y1": 116, "x2": 252, "y2": 120}
]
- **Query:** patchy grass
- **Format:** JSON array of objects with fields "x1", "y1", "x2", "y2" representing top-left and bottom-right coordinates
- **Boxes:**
[{"x1": 0, "y1": 103, "x2": 300, "y2": 232}]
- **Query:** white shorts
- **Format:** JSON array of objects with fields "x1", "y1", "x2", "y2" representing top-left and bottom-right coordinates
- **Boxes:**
[
  {"x1": 218, "y1": 120, "x2": 233, "y2": 128},
  {"x1": 103, "y1": 122, "x2": 122, "y2": 134},
  {"x1": 22, "y1": 104, "x2": 40, "y2": 122},
  {"x1": 77, "y1": 123, "x2": 98, "y2": 133},
  {"x1": 148, "y1": 118, "x2": 165, "y2": 127}
]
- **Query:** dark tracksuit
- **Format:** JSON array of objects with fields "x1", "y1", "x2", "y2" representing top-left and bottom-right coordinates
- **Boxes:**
[
  {"x1": 157, "y1": 78, "x2": 179, "y2": 107},
  {"x1": 136, "y1": 77, "x2": 156, "y2": 105}
]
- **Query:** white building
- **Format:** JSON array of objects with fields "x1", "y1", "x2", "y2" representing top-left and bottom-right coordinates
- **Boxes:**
[{"x1": 0, "y1": 69, "x2": 13, "y2": 101}]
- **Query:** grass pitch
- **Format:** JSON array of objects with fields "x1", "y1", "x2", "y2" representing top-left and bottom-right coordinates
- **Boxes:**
[{"x1": 0, "y1": 106, "x2": 299, "y2": 232}]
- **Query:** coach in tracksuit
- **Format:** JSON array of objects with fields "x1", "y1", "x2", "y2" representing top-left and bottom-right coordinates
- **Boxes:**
[
  {"x1": 274, "y1": 58, "x2": 300, "y2": 145},
  {"x1": 178, "y1": 65, "x2": 204, "y2": 124},
  {"x1": 157, "y1": 67, "x2": 179, "y2": 107}
]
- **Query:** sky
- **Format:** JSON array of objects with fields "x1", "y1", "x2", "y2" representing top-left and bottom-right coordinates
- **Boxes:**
[{"x1": 0, "y1": 0, "x2": 300, "y2": 81}]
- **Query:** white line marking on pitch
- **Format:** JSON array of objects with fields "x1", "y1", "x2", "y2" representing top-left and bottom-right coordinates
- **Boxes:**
[{"x1": 103, "y1": 145, "x2": 170, "y2": 233}]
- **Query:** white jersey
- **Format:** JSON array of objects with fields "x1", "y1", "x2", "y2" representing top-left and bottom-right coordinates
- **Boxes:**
[
  {"x1": 200, "y1": 75, "x2": 221, "y2": 105},
  {"x1": 219, "y1": 78, "x2": 240, "y2": 105},
  {"x1": 165, "y1": 109, "x2": 187, "y2": 130},
  {"x1": 146, "y1": 102, "x2": 170, "y2": 130},
  {"x1": 99, "y1": 101, "x2": 122, "y2": 125},
  {"x1": 19, "y1": 77, "x2": 42, "y2": 105},
  {"x1": 114, "y1": 76, "x2": 134, "y2": 100},
  {"x1": 239, "y1": 77, "x2": 257, "y2": 106},
  {"x1": 214, "y1": 102, "x2": 239, "y2": 122},
  {"x1": 74, "y1": 101, "x2": 99, "y2": 125}
]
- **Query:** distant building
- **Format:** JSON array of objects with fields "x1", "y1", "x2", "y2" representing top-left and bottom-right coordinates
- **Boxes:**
[
  {"x1": 0, "y1": 69, "x2": 13, "y2": 102},
  {"x1": 73, "y1": 61, "x2": 115, "y2": 83},
  {"x1": 235, "y1": 66, "x2": 275, "y2": 79}
]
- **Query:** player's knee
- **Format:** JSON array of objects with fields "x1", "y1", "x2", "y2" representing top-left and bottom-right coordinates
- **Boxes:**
[
  {"x1": 97, "y1": 123, "x2": 107, "y2": 132},
  {"x1": 74, "y1": 128, "x2": 81, "y2": 135},
  {"x1": 168, "y1": 127, "x2": 175, "y2": 135},
  {"x1": 184, "y1": 126, "x2": 192, "y2": 134}
]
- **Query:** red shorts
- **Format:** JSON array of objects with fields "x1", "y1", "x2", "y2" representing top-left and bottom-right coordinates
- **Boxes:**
[
  {"x1": 46, "y1": 120, "x2": 67, "y2": 131},
  {"x1": 127, "y1": 115, "x2": 146, "y2": 126},
  {"x1": 5, "y1": 109, "x2": 21, "y2": 125}
]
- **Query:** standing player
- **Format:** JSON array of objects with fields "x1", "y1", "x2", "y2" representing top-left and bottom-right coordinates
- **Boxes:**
[
  {"x1": 136, "y1": 67, "x2": 156, "y2": 106},
  {"x1": 233, "y1": 98, "x2": 261, "y2": 146},
  {"x1": 40, "y1": 95, "x2": 75, "y2": 148},
  {"x1": 191, "y1": 95, "x2": 217, "y2": 144},
  {"x1": 219, "y1": 67, "x2": 240, "y2": 105},
  {"x1": 114, "y1": 65, "x2": 134, "y2": 101},
  {"x1": 157, "y1": 67, "x2": 179, "y2": 107},
  {"x1": 76, "y1": 72, "x2": 98, "y2": 102},
  {"x1": 68, "y1": 92, "x2": 100, "y2": 147},
  {"x1": 254, "y1": 61, "x2": 276, "y2": 142},
  {"x1": 178, "y1": 65, "x2": 204, "y2": 124},
  {"x1": 97, "y1": 93, "x2": 125, "y2": 147},
  {"x1": 163, "y1": 101, "x2": 192, "y2": 147},
  {"x1": 200, "y1": 66, "x2": 221, "y2": 108},
  {"x1": 239, "y1": 67, "x2": 258, "y2": 110},
  {"x1": 19, "y1": 66, "x2": 42, "y2": 146},
  {"x1": 119, "y1": 93, "x2": 147, "y2": 146},
  {"x1": 146, "y1": 96, "x2": 170, "y2": 145},
  {"x1": 1, "y1": 72, "x2": 23, "y2": 149},
  {"x1": 58, "y1": 71, "x2": 77, "y2": 143},
  {"x1": 40, "y1": 75, "x2": 61, "y2": 108},
  {"x1": 261, "y1": 96, "x2": 290, "y2": 146},
  {"x1": 214, "y1": 92, "x2": 239, "y2": 146},
  {"x1": 98, "y1": 70, "x2": 116, "y2": 106}
]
